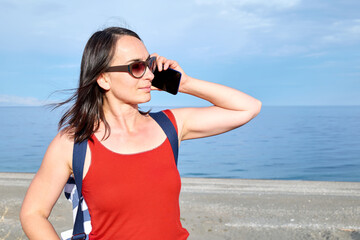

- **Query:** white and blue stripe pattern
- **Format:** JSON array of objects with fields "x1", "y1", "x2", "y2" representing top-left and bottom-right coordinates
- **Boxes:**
[{"x1": 61, "y1": 175, "x2": 92, "y2": 240}]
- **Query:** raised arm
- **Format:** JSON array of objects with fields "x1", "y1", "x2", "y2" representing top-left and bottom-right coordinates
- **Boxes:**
[
  {"x1": 20, "y1": 132, "x2": 73, "y2": 239},
  {"x1": 154, "y1": 55, "x2": 262, "y2": 141}
]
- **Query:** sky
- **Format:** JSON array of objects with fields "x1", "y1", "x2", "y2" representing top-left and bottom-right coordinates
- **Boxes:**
[{"x1": 0, "y1": 0, "x2": 359, "y2": 106}]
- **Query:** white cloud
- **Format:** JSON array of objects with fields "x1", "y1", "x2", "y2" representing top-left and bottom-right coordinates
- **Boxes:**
[
  {"x1": 218, "y1": 8, "x2": 273, "y2": 29},
  {"x1": 0, "y1": 0, "x2": 359, "y2": 60},
  {"x1": 195, "y1": 0, "x2": 301, "y2": 9},
  {"x1": 349, "y1": 19, "x2": 360, "y2": 34},
  {"x1": 321, "y1": 19, "x2": 360, "y2": 44},
  {"x1": 0, "y1": 0, "x2": 359, "y2": 106},
  {"x1": 0, "y1": 95, "x2": 45, "y2": 106},
  {"x1": 270, "y1": 45, "x2": 308, "y2": 57},
  {"x1": 302, "y1": 52, "x2": 328, "y2": 58}
]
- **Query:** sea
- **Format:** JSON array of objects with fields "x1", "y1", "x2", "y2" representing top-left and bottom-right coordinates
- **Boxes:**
[{"x1": 0, "y1": 105, "x2": 359, "y2": 182}]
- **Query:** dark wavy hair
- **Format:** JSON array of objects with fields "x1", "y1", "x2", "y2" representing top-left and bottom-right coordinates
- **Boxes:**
[{"x1": 56, "y1": 27, "x2": 142, "y2": 143}]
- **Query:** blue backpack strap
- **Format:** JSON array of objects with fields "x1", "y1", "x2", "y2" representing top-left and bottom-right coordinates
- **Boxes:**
[
  {"x1": 149, "y1": 111, "x2": 179, "y2": 166},
  {"x1": 72, "y1": 140, "x2": 88, "y2": 240}
]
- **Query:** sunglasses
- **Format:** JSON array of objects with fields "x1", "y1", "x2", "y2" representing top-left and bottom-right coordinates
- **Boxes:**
[{"x1": 105, "y1": 56, "x2": 157, "y2": 78}]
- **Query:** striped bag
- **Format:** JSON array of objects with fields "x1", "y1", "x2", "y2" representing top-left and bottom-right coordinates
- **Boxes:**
[
  {"x1": 60, "y1": 111, "x2": 178, "y2": 240},
  {"x1": 61, "y1": 174, "x2": 91, "y2": 239},
  {"x1": 61, "y1": 140, "x2": 90, "y2": 240}
]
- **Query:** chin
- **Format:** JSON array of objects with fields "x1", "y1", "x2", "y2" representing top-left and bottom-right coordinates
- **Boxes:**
[{"x1": 139, "y1": 94, "x2": 151, "y2": 104}]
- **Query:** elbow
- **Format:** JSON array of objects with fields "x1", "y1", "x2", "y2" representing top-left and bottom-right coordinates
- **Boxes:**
[
  {"x1": 20, "y1": 209, "x2": 29, "y2": 233},
  {"x1": 20, "y1": 208, "x2": 43, "y2": 237},
  {"x1": 251, "y1": 99, "x2": 262, "y2": 118},
  {"x1": 20, "y1": 206, "x2": 31, "y2": 230},
  {"x1": 20, "y1": 204, "x2": 26, "y2": 225},
  {"x1": 19, "y1": 204, "x2": 43, "y2": 233}
]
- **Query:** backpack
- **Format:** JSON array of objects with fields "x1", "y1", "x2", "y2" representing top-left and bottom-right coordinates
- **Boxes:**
[{"x1": 60, "y1": 111, "x2": 179, "y2": 240}]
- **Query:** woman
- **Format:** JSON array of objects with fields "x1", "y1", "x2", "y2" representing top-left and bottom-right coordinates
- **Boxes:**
[{"x1": 20, "y1": 27, "x2": 261, "y2": 239}]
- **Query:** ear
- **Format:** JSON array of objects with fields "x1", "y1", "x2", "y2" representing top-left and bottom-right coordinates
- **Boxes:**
[{"x1": 97, "y1": 73, "x2": 111, "y2": 91}]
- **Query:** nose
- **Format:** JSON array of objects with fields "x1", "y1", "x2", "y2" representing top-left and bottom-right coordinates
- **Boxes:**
[{"x1": 144, "y1": 66, "x2": 155, "y2": 81}]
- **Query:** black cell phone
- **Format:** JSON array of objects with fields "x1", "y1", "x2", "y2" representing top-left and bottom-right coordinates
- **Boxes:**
[{"x1": 152, "y1": 68, "x2": 181, "y2": 95}]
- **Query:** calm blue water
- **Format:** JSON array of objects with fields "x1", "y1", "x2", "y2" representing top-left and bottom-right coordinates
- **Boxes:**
[{"x1": 0, "y1": 106, "x2": 359, "y2": 182}]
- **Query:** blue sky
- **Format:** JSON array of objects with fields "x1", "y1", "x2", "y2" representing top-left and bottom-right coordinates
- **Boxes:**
[{"x1": 0, "y1": 0, "x2": 359, "y2": 106}]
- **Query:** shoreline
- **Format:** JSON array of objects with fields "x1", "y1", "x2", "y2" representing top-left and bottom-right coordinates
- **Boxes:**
[
  {"x1": 1, "y1": 173, "x2": 360, "y2": 239},
  {"x1": 2, "y1": 171, "x2": 360, "y2": 183}
]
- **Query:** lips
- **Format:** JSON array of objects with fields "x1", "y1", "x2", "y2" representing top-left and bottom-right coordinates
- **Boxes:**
[{"x1": 139, "y1": 85, "x2": 151, "y2": 92}]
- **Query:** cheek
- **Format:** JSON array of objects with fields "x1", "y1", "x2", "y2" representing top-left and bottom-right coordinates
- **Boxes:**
[
  {"x1": 109, "y1": 77, "x2": 140, "y2": 99},
  {"x1": 111, "y1": 75, "x2": 137, "y2": 91}
]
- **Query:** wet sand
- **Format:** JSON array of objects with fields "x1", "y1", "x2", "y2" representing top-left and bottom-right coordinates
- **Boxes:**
[{"x1": 1, "y1": 173, "x2": 359, "y2": 240}]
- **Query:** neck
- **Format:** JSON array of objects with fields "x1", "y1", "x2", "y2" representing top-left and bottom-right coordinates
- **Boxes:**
[{"x1": 101, "y1": 99, "x2": 142, "y2": 133}]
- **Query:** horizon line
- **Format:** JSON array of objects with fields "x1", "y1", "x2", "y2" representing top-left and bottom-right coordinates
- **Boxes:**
[{"x1": 1, "y1": 104, "x2": 360, "y2": 108}]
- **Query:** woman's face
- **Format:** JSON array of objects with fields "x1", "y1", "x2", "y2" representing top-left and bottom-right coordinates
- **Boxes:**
[{"x1": 102, "y1": 35, "x2": 154, "y2": 105}]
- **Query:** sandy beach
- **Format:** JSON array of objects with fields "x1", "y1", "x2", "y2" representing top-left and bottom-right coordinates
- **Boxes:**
[{"x1": 0, "y1": 173, "x2": 359, "y2": 240}]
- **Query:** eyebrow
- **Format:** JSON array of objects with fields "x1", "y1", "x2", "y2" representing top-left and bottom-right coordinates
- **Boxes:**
[{"x1": 126, "y1": 55, "x2": 151, "y2": 64}]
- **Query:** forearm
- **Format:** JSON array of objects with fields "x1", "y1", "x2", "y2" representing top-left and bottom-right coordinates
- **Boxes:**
[{"x1": 180, "y1": 76, "x2": 262, "y2": 114}]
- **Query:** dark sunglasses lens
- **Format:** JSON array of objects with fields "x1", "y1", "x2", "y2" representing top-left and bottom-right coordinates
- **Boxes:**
[{"x1": 131, "y1": 62, "x2": 146, "y2": 77}]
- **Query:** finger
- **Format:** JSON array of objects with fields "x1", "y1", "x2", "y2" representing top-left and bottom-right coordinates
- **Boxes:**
[
  {"x1": 156, "y1": 56, "x2": 163, "y2": 71},
  {"x1": 151, "y1": 53, "x2": 159, "y2": 58},
  {"x1": 156, "y1": 56, "x2": 169, "y2": 71},
  {"x1": 169, "y1": 60, "x2": 179, "y2": 69},
  {"x1": 163, "y1": 61, "x2": 170, "y2": 71},
  {"x1": 164, "y1": 59, "x2": 178, "y2": 71},
  {"x1": 168, "y1": 60, "x2": 179, "y2": 70},
  {"x1": 151, "y1": 86, "x2": 161, "y2": 91}
]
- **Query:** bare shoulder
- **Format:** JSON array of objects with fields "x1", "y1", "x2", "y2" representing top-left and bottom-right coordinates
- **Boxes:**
[
  {"x1": 51, "y1": 130, "x2": 74, "y2": 152},
  {"x1": 170, "y1": 106, "x2": 216, "y2": 126},
  {"x1": 43, "y1": 130, "x2": 74, "y2": 172},
  {"x1": 170, "y1": 106, "x2": 215, "y2": 122},
  {"x1": 169, "y1": 107, "x2": 198, "y2": 117},
  {"x1": 167, "y1": 107, "x2": 189, "y2": 124},
  {"x1": 169, "y1": 107, "x2": 209, "y2": 139}
]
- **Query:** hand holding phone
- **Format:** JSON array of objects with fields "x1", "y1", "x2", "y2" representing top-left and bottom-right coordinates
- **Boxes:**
[{"x1": 152, "y1": 68, "x2": 181, "y2": 95}]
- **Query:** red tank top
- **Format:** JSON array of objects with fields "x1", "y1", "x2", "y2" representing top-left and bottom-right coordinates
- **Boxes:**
[{"x1": 82, "y1": 110, "x2": 189, "y2": 240}]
